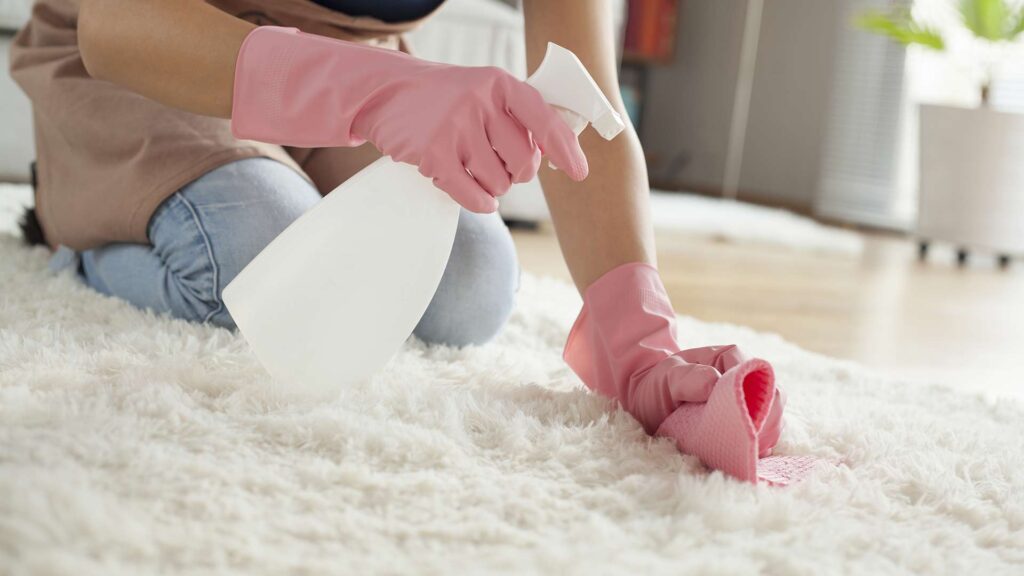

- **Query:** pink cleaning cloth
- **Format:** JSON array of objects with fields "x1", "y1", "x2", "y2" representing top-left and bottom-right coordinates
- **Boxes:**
[
  {"x1": 756, "y1": 455, "x2": 822, "y2": 486},
  {"x1": 655, "y1": 358, "x2": 778, "y2": 483},
  {"x1": 564, "y1": 263, "x2": 806, "y2": 484}
]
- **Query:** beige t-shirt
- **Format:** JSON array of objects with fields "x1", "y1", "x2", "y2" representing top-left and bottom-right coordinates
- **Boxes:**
[{"x1": 9, "y1": 0, "x2": 434, "y2": 250}]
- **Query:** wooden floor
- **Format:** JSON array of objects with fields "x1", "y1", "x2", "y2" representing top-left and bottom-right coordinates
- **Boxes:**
[{"x1": 512, "y1": 225, "x2": 1024, "y2": 398}]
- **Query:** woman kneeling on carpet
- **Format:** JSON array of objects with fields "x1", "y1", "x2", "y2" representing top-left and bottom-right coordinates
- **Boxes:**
[{"x1": 10, "y1": 0, "x2": 785, "y2": 482}]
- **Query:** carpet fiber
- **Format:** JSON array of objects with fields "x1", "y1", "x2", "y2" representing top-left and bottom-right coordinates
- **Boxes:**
[{"x1": 1, "y1": 211, "x2": 1022, "y2": 574}]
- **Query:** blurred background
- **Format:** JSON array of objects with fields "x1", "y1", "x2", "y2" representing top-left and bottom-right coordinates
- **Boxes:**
[{"x1": 2, "y1": 0, "x2": 1022, "y2": 394}]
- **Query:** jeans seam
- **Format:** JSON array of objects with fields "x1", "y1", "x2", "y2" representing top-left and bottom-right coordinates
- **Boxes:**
[
  {"x1": 146, "y1": 194, "x2": 180, "y2": 245},
  {"x1": 173, "y1": 191, "x2": 224, "y2": 324}
]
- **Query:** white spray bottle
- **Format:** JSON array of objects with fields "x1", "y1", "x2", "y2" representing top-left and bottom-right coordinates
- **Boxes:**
[{"x1": 222, "y1": 43, "x2": 625, "y2": 396}]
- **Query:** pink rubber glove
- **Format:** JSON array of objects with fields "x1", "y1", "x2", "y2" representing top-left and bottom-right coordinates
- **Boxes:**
[
  {"x1": 563, "y1": 263, "x2": 786, "y2": 483},
  {"x1": 231, "y1": 26, "x2": 588, "y2": 213}
]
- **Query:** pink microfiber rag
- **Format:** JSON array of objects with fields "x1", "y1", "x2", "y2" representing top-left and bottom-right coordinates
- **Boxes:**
[{"x1": 564, "y1": 262, "x2": 813, "y2": 485}]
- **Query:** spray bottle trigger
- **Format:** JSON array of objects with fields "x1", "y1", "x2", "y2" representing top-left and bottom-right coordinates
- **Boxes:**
[
  {"x1": 526, "y1": 42, "x2": 625, "y2": 141},
  {"x1": 555, "y1": 106, "x2": 589, "y2": 136},
  {"x1": 526, "y1": 42, "x2": 626, "y2": 171}
]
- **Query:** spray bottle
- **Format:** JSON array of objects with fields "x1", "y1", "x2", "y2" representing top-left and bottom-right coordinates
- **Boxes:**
[{"x1": 222, "y1": 43, "x2": 625, "y2": 396}]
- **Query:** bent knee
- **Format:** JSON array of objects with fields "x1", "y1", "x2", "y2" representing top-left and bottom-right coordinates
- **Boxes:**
[
  {"x1": 413, "y1": 210, "x2": 519, "y2": 347},
  {"x1": 154, "y1": 158, "x2": 321, "y2": 328}
]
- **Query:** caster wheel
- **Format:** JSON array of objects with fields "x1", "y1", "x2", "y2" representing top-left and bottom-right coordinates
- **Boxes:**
[
  {"x1": 918, "y1": 241, "x2": 929, "y2": 262},
  {"x1": 956, "y1": 249, "x2": 969, "y2": 268},
  {"x1": 998, "y1": 254, "x2": 1012, "y2": 270}
]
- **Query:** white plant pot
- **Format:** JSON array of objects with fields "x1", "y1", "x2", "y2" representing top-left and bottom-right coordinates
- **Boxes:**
[{"x1": 918, "y1": 104, "x2": 1024, "y2": 259}]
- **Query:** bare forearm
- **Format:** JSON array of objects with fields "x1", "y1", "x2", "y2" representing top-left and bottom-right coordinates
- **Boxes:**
[
  {"x1": 522, "y1": 0, "x2": 656, "y2": 291},
  {"x1": 78, "y1": 0, "x2": 253, "y2": 118}
]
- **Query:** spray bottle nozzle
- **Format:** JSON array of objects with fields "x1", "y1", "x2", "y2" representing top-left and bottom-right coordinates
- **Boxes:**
[{"x1": 527, "y1": 43, "x2": 626, "y2": 142}]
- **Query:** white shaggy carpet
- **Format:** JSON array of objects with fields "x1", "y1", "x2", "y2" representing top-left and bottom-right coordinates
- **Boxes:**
[
  {"x1": 2, "y1": 190, "x2": 1023, "y2": 575},
  {"x1": 650, "y1": 190, "x2": 864, "y2": 257}
]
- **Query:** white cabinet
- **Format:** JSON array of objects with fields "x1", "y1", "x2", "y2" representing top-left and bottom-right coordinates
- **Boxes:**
[{"x1": 918, "y1": 104, "x2": 1024, "y2": 264}]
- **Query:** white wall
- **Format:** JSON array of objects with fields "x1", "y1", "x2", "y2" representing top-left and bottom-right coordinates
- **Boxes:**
[
  {"x1": 739, "y1": 0, "x2": 842, "y2": 209},
  {"x1": 641, "y1": 0, "x2": 746, "y2": 192},
  {"x1": 640, "y1": 0, "x2": 844, "y2": 211},
  {"x1": 0, "y1": 34, "x2": 35, "y2": 182}
]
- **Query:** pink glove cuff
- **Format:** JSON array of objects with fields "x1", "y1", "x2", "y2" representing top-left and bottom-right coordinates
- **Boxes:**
[
  {"x1": 231, "y1": 26, "x2": 416, "y2": 148},
  {"x1": 231, "y1": 27, "x2": 302, "y2": 144},
  {"x1": 564, "y1": 263, "x2": 720, "y2": 432},
  {"x1": 563, "y1": 262, "x2": 791, "y2": 483},
  {"x1": 564, "y1": 263, "x2": 680, "y2": 393}
]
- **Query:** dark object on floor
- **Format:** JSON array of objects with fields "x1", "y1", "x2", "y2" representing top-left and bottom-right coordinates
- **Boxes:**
[
  {"x1": 920, "y1": 238, "x2": 1014, "y2": 270},
  {"x1": 19, "y1": 208, "x2": 45, "y2": 247},
  {"x1": 20, "y1": 161, "x2": 46, "y2": 247},
  {"x1": 956, "y1": 248, "x2": 969, "y2": 268},
  {"x1": 503, "y1": 218, "x2": 539, "y2": 231}
]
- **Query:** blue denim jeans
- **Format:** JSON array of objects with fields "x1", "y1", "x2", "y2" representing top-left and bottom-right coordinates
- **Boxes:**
[{"x1": 58, "y1": 157, "x2": 519, "y2": 346}]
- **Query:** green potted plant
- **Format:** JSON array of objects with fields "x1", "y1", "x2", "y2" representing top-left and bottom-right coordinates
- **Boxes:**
[
  {"x1": 858, "y1": 0, "x2": 1024, "y2": 104},
  {"x1": 858, "y1": 0, "x2": 1024, "y2": 267}
]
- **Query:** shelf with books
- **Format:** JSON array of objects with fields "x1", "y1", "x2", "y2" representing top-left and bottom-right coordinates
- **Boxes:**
[
  {"x1": 622, "y1": 0, "x2": 679, "y2": 64},
  {"x1": 619, "y1": 0, "x2": 679, "y2": 132}
]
